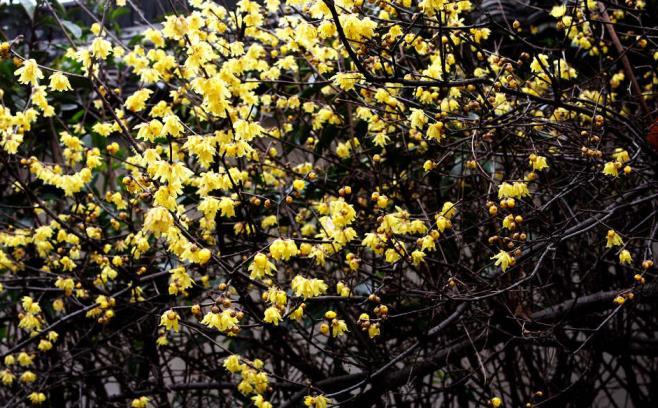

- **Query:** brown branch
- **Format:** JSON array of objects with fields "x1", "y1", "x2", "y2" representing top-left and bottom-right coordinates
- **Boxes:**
[{"x1": 597, "y1": 2, "x2": 651, "y2": 121}]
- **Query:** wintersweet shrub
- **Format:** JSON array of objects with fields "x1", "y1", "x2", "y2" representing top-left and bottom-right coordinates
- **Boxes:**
[{"x1": 0, "y1": 0, "x2": 657, "y2": 406}]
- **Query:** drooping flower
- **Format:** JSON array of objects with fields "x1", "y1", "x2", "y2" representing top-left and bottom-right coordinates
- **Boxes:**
[
  {"x1": 143, "y1": 207, "x2": 174, "y2": 236},
  {"x1": 15, "y1": 59, "x2": 44, "y2": 85},
  {"x1": 498, "y1": 182, "x2": 530, "y2": 199},
  {"x1": 90, "y1": 37, "x2": 112, "y2": 59},
  {"x1": 606, "y1": 230, "x2": 623, "y2": 248},
  {"x1": 269, "y1": 239, "x2": 298, "y2": 261},
  {"x1": 223, "y1": 355, "x2": 244, "y2": 373},
  {"x1": 550, "y1": 5, "x2": 567, "y2": 18},
  {"x1": 48, "y1": 72, "x2": 72, "y2": 91},
  {"x1": 248, "y1": 253, "x2": 276, "y2": 280},
  {"x1": 603, "y1": 161, "x2": 619, "y2": 177},
  {"x1": 619, "y1": 249, "x2": 632, "y2": 265},
  {"x1": 131, "y1": 396, "x2": 150, "y2": 408},
  {"x1": 304, "y1": 395, "x2": 330, "y2": 408},
  {"x1": 491, "y1": 250, "x2": 514, "y2": 271},
  {"x1": 331, "y1": 319, "x2": 349, "y2": 337},
  {"x1": 529, "y1": 154, "x2": 549, "y2": 171},
  {"x1": 28, "y1": 392, "x2": 46, "y2": 405},
  {"x1": 263, "y1": 306, "x2": 282, "y2": 326},
  {"x1": 291, "y1": 275, "x2": 328, "y2": 299},
  {"x1": 159, "y1": 309, "x2": 180, "y2": 332},
  {"x1": 490, "y1": 396, "x2": 503, "y2": 408},
  {"x1": 0, "y1": 369, "x2": 15, "y2": 385}
]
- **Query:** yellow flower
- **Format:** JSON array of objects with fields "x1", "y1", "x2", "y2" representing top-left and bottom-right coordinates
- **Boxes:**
[
  {"x1": 490, "y1": 396, "x2": 503, "y2": 408},
  {"x1": 385, "y1": 241, "x2": 406, "y2": 263},
  {"x1": 38, "y1": 339, "x2": 53, "y2": 352},
  {"x1": 124, "y1": 89, "x2": 153, "y2": 112},
  {"x1": 49, "y1": 72, "x2": 72, "y2": 91},
  {"x1": 159, "y1": 309, "x2": 180, "y2": 332},
  {"x1": 368, "y1": 323, "x2": 380, "y2": 338},
  {"x1": 223, "y1": 355, "x2": 244, "y2": 373},
  {"x1": 162, "y1": 114, "x2": 184, "y2": 137},
  {"x1": 28, "y1": 392, "x2": 46, "y2": 405},
  {"x1": 336, "y1": 141, "x2": 352, "y2": 159},
  {"x1": 201, "y1": 310, "x2": 239, "y2": 333},
  {"x1": 218, "y1": 197, "x2": 236, "y2": 218},
  {"x1": 435, "y1": 215, "x2": 452, "y2": 232},
  {"x1": 135, "y1": 119, "x2": 164, "y2": 142},
  {"x1": 290, "y1": 305, "x2": 305, "y2": 321},
  {"x1": 143, "y1": 206, "x2": 174, "y2": 236},
  {"x1": 619, "y1": 249, "x2": 632, "y2": 265},
  {"x1": 53, "y1": 298, "x2": 65, "y2": 312},
  {"x1": 15, "y1": 59, "x2": 44, "y2": 85},
  {"x1": 251, "y1": 394, "x2": 273, "y2": 408},
  {"x1": 22, "y1": 296, "x2": 41, "y2": 314},
  {"x1": 156, "y1": 335, "x2": 168, "y2": 347},
  {"x1": 237, "y1": 380, "x2": 254, "y2": 395},
  {"x1": 498, "y1": 182, "x2": 516, "y2": 199},
  {"x1": 266, "y1": 287, "x2": 287, "y2": 307},
  {"x1": 18, "y1": 352, "x2": 33, "y2": 366},
  {"x1": 409, "y1": 108, "x2": 428, "y2": 130},
  {"x1": 550, "y1": 5, "x2": 567, "y2": 18},
  {"x1": 606, "y1": 230, "x2": 623, "y2": 248},
  {"x1": 426, "y1": 122, "x2": 445, "y2": 141},
  {"x1": 91, "y1": 37, "x2": 112, "y2": 60},
  {"x1": 293, "y1": 179, "x2": 306, "y2": 192},
  {"x1": 530, "y1": 54, "x2": 549, "y2": 73},
  {"x1": 336, "y1": 281, "x2": 351, "y2": 297},
  {"x1": 333, "y1": 72, "x2": 364, "y2": 91},
  {"x1": 0, "y1": 369, "x2": 15, "y2": 385},
  {"x1": 612, "y1": 148, "x2": 630, "y2": 163},
  {"x1": 261, "y1": 215, "x2": 278, "y2": 229},
  {"x1": 339, "y1": 14, "x2": 377, "y2": 42},
  {"x1": 440, "y1": 201, "x2": 457, "y2": 219},
  {"x1": 330, "y1": 199, "x2": 357, "y2": 227},
  {"x1": 269, "y1": 239, "x2": 299, "y2": 261},
  {"x1": 131, "y1": 396, "x2": 150, "y2": 408},
  {"x1": 20, "y1": 370, "x2": 37, "y2": 383},
  {"x1": 498, "y1": 182, "x2": 530, "y2": 199},
  {"x1": 263, "y1": 306, "x2": 282, "y2": 325},
  {"x1": 602, "y1": 161, "x2": 619, "y2": 177},
  {"x1": 304, "y1": 395, "x2": 330, "y2": 408},
  {"x1": 491, "y1": 250, "x2": 514, "y2": 271},
  {"x1": 529, "y1": 154, "x2": 549, "y2": 171},
  {"x1": 90, "y1": 23, "x2": 102, "y2": 36},
  {"x1": 411, "y1": 250, "x2": 426, "y2": 265},
  {"x1": 331, "y1": 319, "x2": 348, "y2": 337},
  {"x1": 143, "y1": 28, "x2": 164, "y2": 47},
  {"x1": 291, "y1": 275, "x2": 328, "y2": 299},
  {"x1": 248, "y1": 253, "x2": 276, "y2": 280},
  {"x1": 168, "y1": 266, "x2": 193, "y2": 295}
]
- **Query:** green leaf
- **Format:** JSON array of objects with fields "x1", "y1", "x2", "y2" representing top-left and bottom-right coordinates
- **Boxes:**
[
  {"x1": 50, "y1": 0, "x2": 66, "y2": 14},
  {"x1": 71, "y1": 109, "x2": 85, "y2": 123},
  {"x1": 61, "y1": 19, "x2": 83, "y2": 39},
  {"x1": 19, "y1": 0, "x2": 37, "y2": 20},
  {"x1": 110, "y1": 7, "x2": 130, "y2": 21}
]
